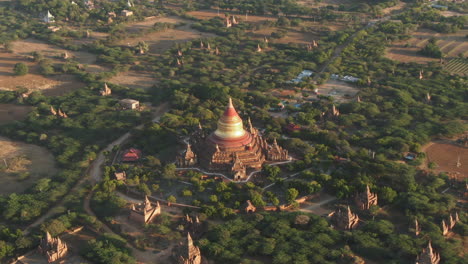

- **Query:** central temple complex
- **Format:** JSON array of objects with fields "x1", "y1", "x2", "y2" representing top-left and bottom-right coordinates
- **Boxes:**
[{"x1": 177, "y1": 98, "x2": 289, "y2": 180}]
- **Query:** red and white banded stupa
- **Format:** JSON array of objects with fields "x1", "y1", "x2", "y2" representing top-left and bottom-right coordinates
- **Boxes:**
[{"x1": 177, "y1": 98, "x2": 289, "y2": 180}]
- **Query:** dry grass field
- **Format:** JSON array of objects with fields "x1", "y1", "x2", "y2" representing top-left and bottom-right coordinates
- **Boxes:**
[
  {"x1": 107, "y1": 71, "x2": 157, "y2": 90},
  {"x1": 188, "y1": 9, "x2": 274, "y2": 23},
  {"x1": 0, "y1": 136, "x2": 57, "y2": 195},
  {"x1": 118, "y1": 16, "x2": 215, "y2": 54},
  {"x1": 111, "y1": 16, "x2": 216, "y2": 89},
  {"x1": 0, "y1": 104, "x2": 33, "y2": 124},
  {"x1": 0, "y1": 51, "x2": 86, "y2": 95},
  {"x1": 385, "y1": 28, "x2": 468, "y2": 64},
  {"x1": 424, "y1": 141, "x2": 467, "y2": 179},
  {"x1": 11, "y1": 38, "x2": 105, "y2": 72}
]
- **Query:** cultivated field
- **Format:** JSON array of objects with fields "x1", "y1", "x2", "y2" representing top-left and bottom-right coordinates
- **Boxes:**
[
  {"x1": 444, "y1": 58, "x2": 468, "y2": 76},
  {"x1": 424, "y1": 141, "x2": 467, "y2": 179},
  {"x1": 0, "y1": 104, "x2": 33, "y2": 124},
  {"x1": 385, "y1": 28, "x2": 468, "y2": 63},
  {"x1": 0, "y1": 136, "x2": 57, "y2": 195}
]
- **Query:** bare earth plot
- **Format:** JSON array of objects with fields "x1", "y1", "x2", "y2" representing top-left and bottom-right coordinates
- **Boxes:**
[
  {"x1": 317, "y1": 80, "x2": 359, "y2": 102},
  {"x1": 424, "y1": 141, "x2": 467, "y2": 179},
  {"x1": 385, "y1": 28, "x2": 468, "y2": 63},
  {"x1": 188, "y1": 9, "x2": 274, "y2": 23},
  {"x1": 68, "y1": 30, "x2": 109, "y2": 46},
  {"x1": 0, "y1": 136, "x2": 57, "y2": 195},
  {"x1": 0, "y1": 104, "x2": 33, "y2": 124},
  {"x1": 297, "y1": 0, "x2": 358, "y2": 8},
  {"x1": 15, "y1": 254, "x2": 89, "y2": 264},
  {"x1": 118, "y1": 16, "x2": 216, "y2": 54},
  {"x1": 111, "y1": 16, "x2": 216, "y2": 89},
  {"x1": 0, "y1": 51, "x2": 86, "y2": 95},
  {"x1": 251, "y1": 28, "x2": 321, "y2": 44},
  {"x1": 107, "y1": 71, "x2": 157, "y2": 90},
  {"x1": 440, "y1": 11, "x2": 466, "y2": 17}
]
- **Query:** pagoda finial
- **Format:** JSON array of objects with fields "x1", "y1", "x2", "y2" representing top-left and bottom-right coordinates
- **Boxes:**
[
  {"x1": 228, "y1": 97, "x2": 233, "y2": 108},
  {"x1": 187, "y1": 232, "x2": 193, "y2": 246}
]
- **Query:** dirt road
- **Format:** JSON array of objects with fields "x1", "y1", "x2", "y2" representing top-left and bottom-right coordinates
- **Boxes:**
[{"x1": 23, "y1": 103, "x2": 169, "y2": 235}]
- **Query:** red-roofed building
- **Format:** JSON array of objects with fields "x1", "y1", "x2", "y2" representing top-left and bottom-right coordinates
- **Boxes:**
[
  {"x1": 285, "y1": 123, "x2": 301, "y2": 133},
  {"x1": 122, "y1": 148, "x2": 142, "y2": 162}
]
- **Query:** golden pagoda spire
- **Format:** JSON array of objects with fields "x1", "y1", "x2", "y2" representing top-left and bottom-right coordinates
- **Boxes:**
[{"x1": 213, "y1": 98, "x2": 246, "y2": 139}]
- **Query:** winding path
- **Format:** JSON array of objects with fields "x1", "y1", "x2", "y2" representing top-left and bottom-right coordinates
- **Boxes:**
[{"x1": 23, "y1": 103, "x2": 169, "y2": 235}]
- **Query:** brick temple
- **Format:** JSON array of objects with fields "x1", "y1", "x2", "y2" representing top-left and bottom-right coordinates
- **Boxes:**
[
  {"x1": 177, "y1": 98, "x2": 289, "y2": 180},
  {"x1": 38, "y1": 232, "x2": 68, "y2": 263},
  {"x1": 173, "y1": 232, "x2": 202, "y2": 264}
]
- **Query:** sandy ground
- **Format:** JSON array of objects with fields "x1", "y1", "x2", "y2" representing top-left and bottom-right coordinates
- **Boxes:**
[
  {"x1": 15, "y1": 253, "x2": 89, "y2": 264},
  {"x1": 118, "y1": 16, "x2": 216, "y2": 54},
  {"x1": 0, "y1": 51, "x2": 87, "y2": 95},
  {"x1": 107, "y1": 71, "x2": 157, "y2": 90},
  {"x1": 385, "y1": 28, "x2": 468, "y2": 63},
  {"x1": 68, "y1": 30, "x2": 109, "y2": 46},
  {"x1": 0, "y1": 136, "x2": 57, "y2": 195},
  {"x1": 0, "y1": 104, "x2": 33, "y2": 124},
  {"x1": 440, "y1": 11, "x2": 466, "y2": 17},
  {"x1": 110, "y1": 16, "x2": 216, "y2": 88},
  {"x1": 188, "y1": 9, "x2": 274, "y2": 23},
  {"x1": 11, "y1": 38, "x2": 97, "y2": 65},
  {"x1": 317, "y1": 79, "x2": 359, "y2": 102},
  {"x1": 299, "y1": 193, "x2": 336, "y2": 215},
  {"x1": 251, "y1": 28, "x2": 321, "y2": 44},
  {"x1": 424, "y1": 141, "x2": 467, "y2": 179}
]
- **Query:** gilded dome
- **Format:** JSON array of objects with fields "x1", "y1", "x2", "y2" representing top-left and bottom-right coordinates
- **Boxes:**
[{"x1": 213, "y1": 98, "x2": 246, "y2": 139}]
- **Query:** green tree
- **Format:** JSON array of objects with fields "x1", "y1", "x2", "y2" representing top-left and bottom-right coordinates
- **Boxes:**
[
  {"x1": 167, "y1": 195, "x2": 176, "y2": 203},
  {"x1": 286, "y1": 188, "x2": 299, "y2": 204},
  {"x1": 13, "y1": 63, "x2": 28, "y2": 76}
]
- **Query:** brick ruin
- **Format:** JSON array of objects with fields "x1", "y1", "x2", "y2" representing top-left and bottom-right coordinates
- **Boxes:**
[
  {"x1": 243, "y1": 200, "x2": 256, "y2": 213},
  {"x1": 329, "y1": 206, "x2": 360, "y2": 230},
  {"x1": 355, "y1": 185, "x2": 378, "y2": 210},
  {"x1": 441, "y1": 212, "x2": 459, "y2": 236},
  {"x1": 129, "y1": 196, "x2": 161, "y2": 224},
  {"x1": 184, "y1": 214, "x2": 202, "y2": 238},
  {"x1": 417, "y1": 241, "x2": 440, "y2": 264},
  {"x1": 173, "y1": 232, "x2": 202, "y2": 264},
  {"x1": 38, "y1": 232, "x2": 68, "y2": 263}
]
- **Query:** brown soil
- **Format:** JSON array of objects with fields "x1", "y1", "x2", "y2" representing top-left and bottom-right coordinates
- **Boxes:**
[
  {"x1": 440, "y1": 11, "x2": 466, "y2": 17},
  {"x1": 0, "y1": 104, "x2": 33, "y2": 124},
  {"x1": 188, "y1": 9, "x2": 274, "y2": 23},
  {"x1": 385, "y1": 28, "x2": 468, "y2": 63},
  {"x1": 107, "y1": 71, "x2": 157, "y2": 90},
  {"x1": 251, "y1": 28, "x2": 321, "y2": 44},
  {"x1": 0, "y1": 136, "x2": 57, "y2": 195},
  {"x1": 117, "y1": 16, "x2": 216, "y2": 55},
  {"x1": 317, "y1": 80, "x2": 359, "y2": 102},
  {"x1": 0, "y1": 51, "x2": 86, "y2": 95},
  {"x1": 424, "y1": 141, "x2": 468, "y2": 179},
  {"x1": 11, "y1": 38, "x2": 97, "y2": 65},
  {"x1": 297, "y1": 0, "x2": 358, "y2": 8}
]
